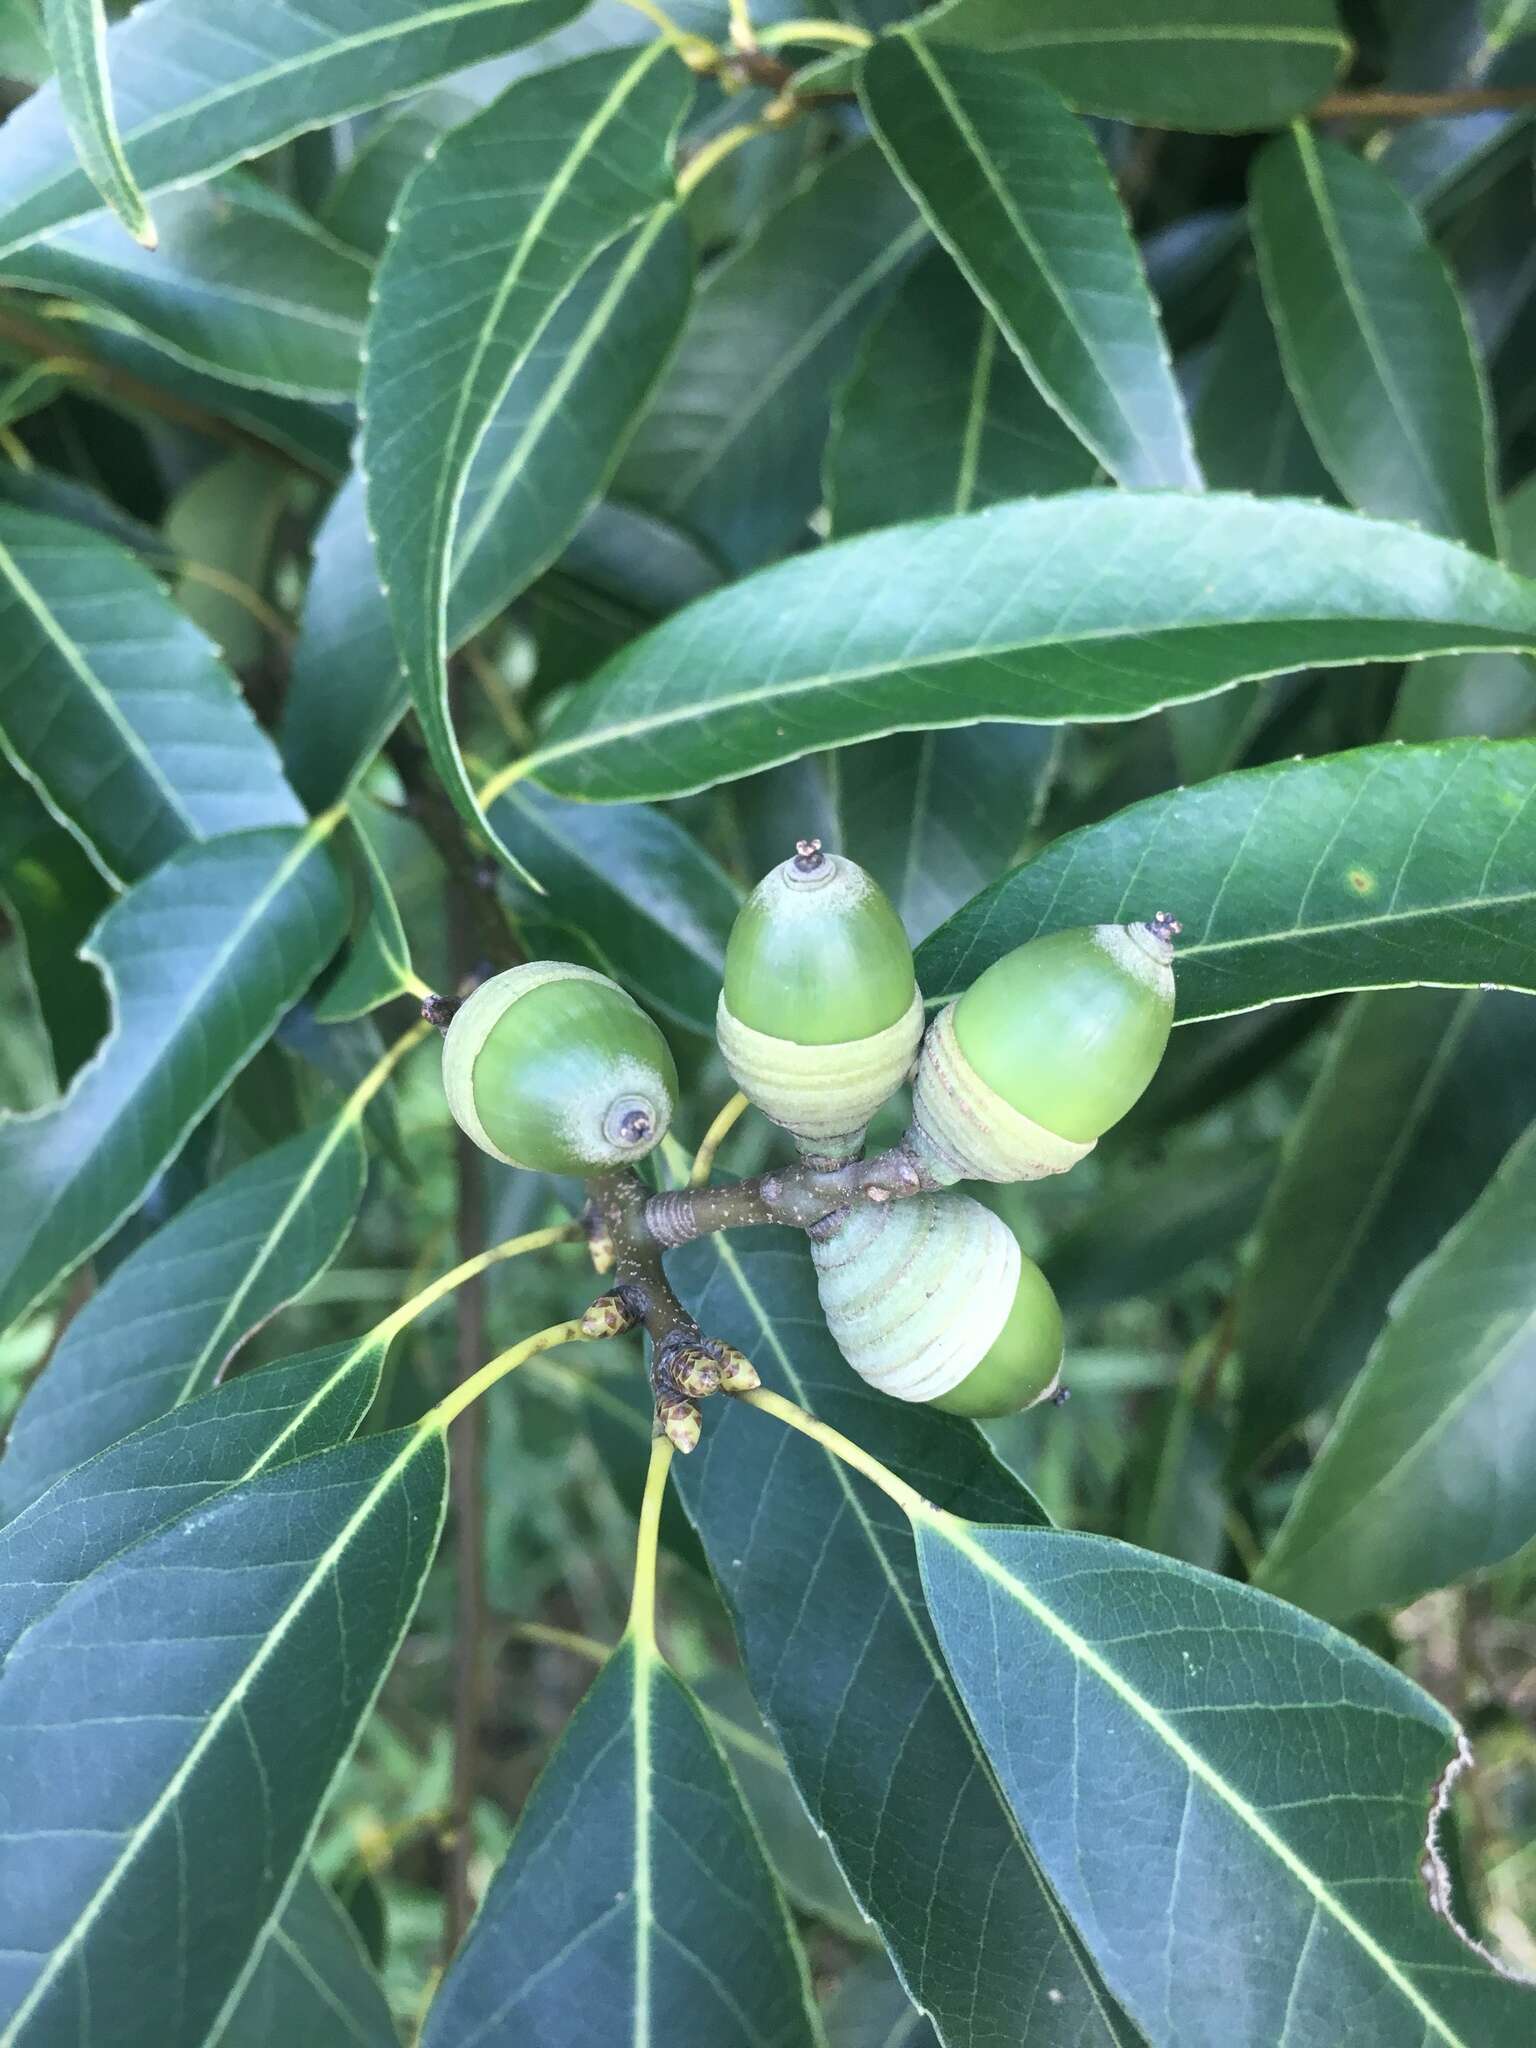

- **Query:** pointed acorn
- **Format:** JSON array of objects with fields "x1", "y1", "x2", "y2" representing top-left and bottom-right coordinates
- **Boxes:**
[
  {"x1": 442, "y1": 962, "x2": 677, "y2": 1174},
  {"x1": 906, "y1": 917, "x2": 1178, "y2": 1185},
  {"x1": 716, "y1": 840, "x2": 924, "y2": 1161}
]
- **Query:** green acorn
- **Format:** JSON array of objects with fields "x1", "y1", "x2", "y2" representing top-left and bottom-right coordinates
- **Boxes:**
[
  {"x1": 716, "y1": 840, "x2": 925, "y2": 1161},
  {"x1": 810, "y1": 1188, "x2": 1062, "y2": 1414},
  {"x1": 907, "y1": 917, "x2": 1178, "y2": 1185},
  {"x1": 442, "y1": 962, "x2": 677, "y2": 1174}
]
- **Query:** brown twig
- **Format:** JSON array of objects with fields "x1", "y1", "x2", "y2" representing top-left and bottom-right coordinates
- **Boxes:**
[
  {"x1": 1316, "y1": 85, "x2": 1536, "y2": 119},
  {"x1": 0, "y1": 300, "x2": 328, "y2": 476}
]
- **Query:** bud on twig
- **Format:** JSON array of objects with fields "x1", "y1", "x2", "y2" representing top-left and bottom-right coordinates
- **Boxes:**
[
  {"x1": 657, "y1": 1396, "x2": 702, "y2": 1455},
  {"x1": 716, "y1": 1346, "x2": 761, "y2": 1394},
  {"x1": 580, "y1": 1293, "x2": 635, "y2": 1340}
]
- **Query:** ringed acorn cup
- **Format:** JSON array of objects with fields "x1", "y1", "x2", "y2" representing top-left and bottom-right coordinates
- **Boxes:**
[
  {"x1": 716, "y1": 840, "x2": 925, "y2": 1162},
  {"x1": 442, "y1": 961, "x2": 677, "y2": 1173},
  {"x1": 905, "y1": 916, "x2": 1179, "y2": 1185},
  {"x1": 810, "y1": 1191, "x2": 1063, "y2": 1417}
]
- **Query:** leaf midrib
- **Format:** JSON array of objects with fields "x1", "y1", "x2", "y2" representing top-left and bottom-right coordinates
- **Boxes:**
[{"x1": 926, "y1": 1516, "x2": 1470, "y2": 2048}]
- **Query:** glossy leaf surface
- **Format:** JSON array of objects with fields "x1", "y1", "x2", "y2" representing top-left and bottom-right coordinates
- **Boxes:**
[
  {"x1": 220, "y1": 1870, "x2": 398, "y2": 2048},
  {"x1": 41, "y1": 0, "x2": 153, "y2": 244},
  {"x1": 423, "y1": 1636, "x2": 821, "y2": 2047},
  {"x1": 918, "y1": 738, "x2": 1536, "y2": 1020},
  {"x1": 0, "y1": 1424, "x2": 446, "y2": 2046},
  {"x1": 918, "y1": 1517, "x2": 1532, "y2": 2046},
  {"x1": 523, "y1": 497, "x2": 1536, "y2": 802},
  {"x1": 0, "y1": 823, "x2": 346, "y2": 1331},
  {"x1": 0, "y1": 504, "x2": 302, "y2": 883},
  {"x1": 1258, "y1": 1118, "x2": 1536, "y2": 1619},
  {"x1": 862, "y1": 36, "x2": 1199, "y2": 489}
]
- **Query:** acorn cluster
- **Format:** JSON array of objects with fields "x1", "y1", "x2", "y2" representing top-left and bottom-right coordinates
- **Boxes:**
[{"x1": 439, "y1": 842, "x2": 1177, "y2": 1421}]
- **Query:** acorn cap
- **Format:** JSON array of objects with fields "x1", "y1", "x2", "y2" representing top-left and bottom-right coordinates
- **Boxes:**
[
  {"x1": 716, "y1": 985, "x2": 924, "y2": 1161},
  {"x1": 929, "y1": 1252, "x2": 1063, "y2": 1418},
  {"x1": 905, "y1": 999, "x2": 1094, "y2": 1187},
  {"x1": 443, "y1": 962, "x2": 676, "y2": 1173},
  {"x1": 953, "y1": 921, "x2": 1176, "y2": 1145},
  {"x1": 722, "y1": 841, "x2": 916, "y2": 1046}
]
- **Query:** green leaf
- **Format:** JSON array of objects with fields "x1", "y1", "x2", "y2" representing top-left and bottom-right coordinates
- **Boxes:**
[
  {"x1": 0, "y1": 763, "x2": 110, "y2": 1090},
  {"x1": 1393, "y1": 470, "x2": 1536, "y2": 740},
  {"x1": 616, "y1": 142, "x2": 925, "y2": 572},
  {"x1": 862, "y1": 36, "x2": 1199, "y2": 489},
  {"x1": 915, "y1": 1517, "x2": 1531, "y2": 2047},
  {"x1": 0, "y1": 174, "x2": 370, "y2": 398},
  {"x1": 0, "y1": 1423, "x2": 445, "y2": 2046},
  {"x1": 422, "y1": 1635, "x2": 822, "y2": 2046},
  {"x1": 361, "y1": 45, "x2": 692, "y2": 883},
  {"x1": 672, "y1": 1232, "x2": 1140, "y2": 2048},
  {"x1": 312, "y1": 809, "x2": 418, "y2": 1023},
  {"x1": 824, "y1": 1953, "x2": 940, "y2": 2048},
  {"x1": 921, "y1": 0, "x2": 1350, "y2": 132},
  {"x1": 917, "y1": 737, "x2": 1536, "y2": 1021},
  {"x1": 827, "y1": 248, "x2": 1097, "y2": 536},
  {"x1": 221, "y1": 1870, "x2": 398, "y2": 2048},
  {"x1": 1257, "y1": 1116, "x2": 1536, "y2": 1619},
  {"x1": 1479, "y1": 0, "x2": 1536, "y2": 48},
  {"x1": 827, "y1": 725, "x2": 1058, "y2": 943},
  {"x1": 520, "y1": 496, "x2": 1536, "y2": 802},
  {"x1": 0, "y1": 1116, "x2": 371, "y2": 1519},
  {"x1": 0, "y1": 1339, "x2": 384, "y2": 1658},
  {"x1": 166, "y1": 452, "x2": 288, "y2": 672},
  {"x1": 40, "y1": 0, "x2": 153, "y2": 245},
  {"x1": 0, "y1": 504, "x2": 303, "y2": 884},
  {"x1": 1251, "y1": 127, "x2": 1499, "y2": 552},
  {"x1": 488, "y1": 786, "x2": 740, "y2": 1036},
  {"x1": 1235, "y1": 989, "x2": 1536, "y2": 1467},
  {"x1": 0, "y1": 820, "x2": 347, "y2": 1332},
  {"x1": 0, "y1": 0, "x2": 587, "y2": 259}
]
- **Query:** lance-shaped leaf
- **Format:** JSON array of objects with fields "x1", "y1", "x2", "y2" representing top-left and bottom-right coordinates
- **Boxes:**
[
  {"x1": 0, "y1": 504, "x2": 303, "y2": 884},
  {"x1": 917, "y1": 1517, "x2": 1533, "y2": 2047},
  {"x1": 0, "y1": 764, "x2": 110, "y2": 1090},
  {"x1": 826, "y1": 725, "x2": 1057, "y2": 944},
  {"x1": 313, "y1": 809, "x2": 418, "y2": 1024},
  {"x1": 40, "y1": 0, "x2": 153, "y2": 245},
  {"x1": 0, "y1": 1339, "x2": 385, "y2": 1658},
  {"x1": 0, "y1": 1423, "x2": 446, "y2": 2048},
  {"x1": 487, "y1": 786, "x2": 740, "y2": 1037},
  {"x1": 862, "y1": 36, "x2": 1199, "y2": 490},
  {"x1": 0, "y1": 0, "x2": 587, "y2": 259},
  {"x1": 422, "y1": 1634, "x2": 822, "y2": 2047},
  {"x1": 1235, "y1": 988, "x2": 1536, "y2": 1467},
  {"x1": 220, "y1": 1870, "x2": 397, "y2": 2048},
  {"x1": 0, "y1": 821, "x2": 347, "y2": 1332},
  {"x1": 1252, "y1": 127, "x2": 1499, "y2": 554},
  {"x1": 616, "y1": 141, "x2": 925, "y2": 573},
  {"x1": 0, "y1": 175, "x2": 371, "y2": 399},
  {"x1": 0, "y1": 1119, "x2": 370, "y2": 1520},
  {"x1": 519, "y1": 496, "x2": 1536, "y2": 802},
  {"x1": 1258, "y1": 1118, "x2": 1536, "y2": 1620},
  {"x1": 920, "y1": 0, "x2": 1349, "y2": 132},
  {"x1": 362, "y1": 46, "x2": 692, "y2": 883},
  {"x1": 671, "y1": 1232, "x2": 1140, "y2": 2048},
  {"x1": 917, "y1": 737, "x2": 1536, "y2": 1021},
  {"x1": 827, "y1": 248, "x2": 1097, "y2": 536}
]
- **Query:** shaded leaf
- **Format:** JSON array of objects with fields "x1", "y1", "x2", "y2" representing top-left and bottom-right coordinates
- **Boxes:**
[
  {"x1": 313, "y1": 808, "x2": 418, "y2": 1024},
  {"x1": 40, "y1": 0, "x2": 153, "y2": 244},
  {"x1": 0, "y1": 174, "x2": 370, "y2": 398},
  {"x1": 1258, "y1": 1117, "x2": 1536, "y2": 1619},
  {"x1": 361, "y1": 45, "x2": 692, "y2": 880},
  {"x1": 616, "y1": 142, "x2": 925, "y2": 572},
  {"x1": 824, "y1": 1952, "x2": 940, "y2": 2048},
  {"x1": 0, "y1": 1118, "x2": 370, "y2": 1519},
  {"x1": 862, "y1": 35, "x2": 1199, "y2": 489},
  {"x1": 0, "y1": 0, "x2": 586, "y2": 258},
  {"x1": 423, "y1": 1634, "x2": 822, "y2": 2046},
  {"x1": 521, "y1": 496, "x2": 1536, "y2": 802},
  {"x1": 488, "y1": 786, "x2": 739, "y2": 1037},
  {"x1": 220, "y1": 1870, "x2": 398, "y2": 2048},
  {"x1": 0, "y1": 503, "x2": 302, "y2": 884},
  {"x1": 917, "y1": 1517, "x2": 1531, "y2": 2046},
  {"x1": 0, "y1": 1423, "x2": 445, "y2": 2046},
  {"x1": 0, "y1": 763, "x2": 110, "y2": 1090},
  {"x1": 923, "y1": 0, "x2": 1349, "y2": 132},
  {"x1": 0, "y1": 821, "x2": 347, "y2": 1331},
  {"x1": 672, "y1": 1231, "x2": 1140, "y2": 2048},
  {"x1": 918, "y1": 738, "x2": 1536, "y2": 1021},
  {"x1": 1251, "y1": 127, "x2": 1499, "y2": 552},
  {"x1": 827, "y1": 248, "x2": 1097, "y2": 535},
  {"x1": 0, "y1": 1339, "x2": 385, "y2": 1658},
  {"x1": 1235, "y1": 988, "x2": 1536, "y2": 1467},
  {"x1": 1393, "y1": 470, "x2": 1536, "y2": 740},
  {"x1": 166, "y1": 452, "x2": 288, "y2": 672}
]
